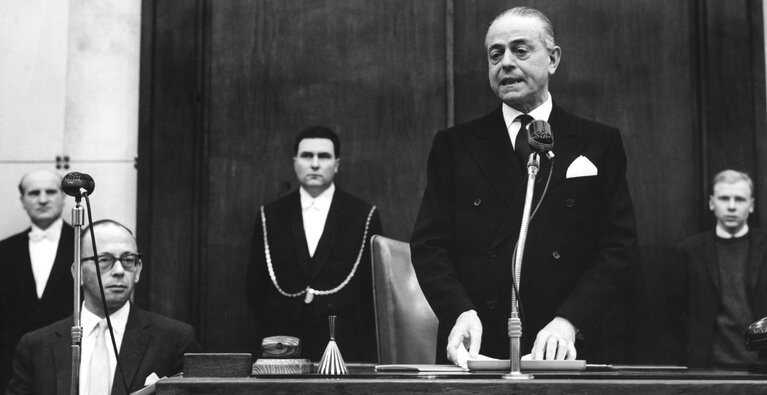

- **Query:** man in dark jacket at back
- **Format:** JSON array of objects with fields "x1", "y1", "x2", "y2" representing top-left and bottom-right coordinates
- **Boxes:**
[{"x1": 0, "y1": 169, "x2": 74, "y2": 388}]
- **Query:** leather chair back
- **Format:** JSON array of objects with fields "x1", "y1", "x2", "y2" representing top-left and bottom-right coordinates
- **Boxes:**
[{"x1": 370, "y1": 235, "x2": 438, "y2": 364}]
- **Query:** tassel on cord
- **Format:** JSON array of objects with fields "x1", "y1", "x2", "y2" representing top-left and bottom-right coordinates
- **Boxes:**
[{"x1": 317, "y1": 315, "x2": 348, "y2": 375}]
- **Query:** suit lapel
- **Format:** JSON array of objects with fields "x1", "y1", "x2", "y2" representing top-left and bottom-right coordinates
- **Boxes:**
[
  {"x1": 14, "y1": 230, "x2": 39, "y2": 302},
  {"x1": 42, "y1": 224, "x2": 73, "y2": 301},
  {"x1": 544, "y1": 106, "x2": 588, "y2": 187},
  {"x1": 114, "y1": 305, "x2": 151, "y2": 395},
  {"x1": 462, "y1": 107, "x2": 524, "y2": 207},
  {"x1": 489, "y1": 105, "x2": 588, "y2": 249},
  {"x1": 288, "y1": 191, "x2": 312, "y2": 275},
  {"x1": 701, "y1": 232, "x2": 720, "y2": 292},
  {"x1": 310, "y1": 191, "x2": 343, "y2": 277},
  {"x1": 748, "y1": 231, "x2": 767, "y2": 294},
  {"x1": 53, "y1": 320, "x2": 73, "y2": 395}
]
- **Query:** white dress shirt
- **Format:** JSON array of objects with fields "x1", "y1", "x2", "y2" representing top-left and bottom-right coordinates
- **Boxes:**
[
  {"x1": 502, "y1": 93, "x2": 554, "y2": 149},
  {"x1": 79, "y1": 302, "x2": 130, "y2": 395},
  {"x1": 716, "y1": 223, "x2": 749, "y2": 238},
  {"x1": 28, "y1": 217, "x2": 63, "y2": 298},
  {"x1": 300, "y1": 183, "x2": 335, "y2": 257}
]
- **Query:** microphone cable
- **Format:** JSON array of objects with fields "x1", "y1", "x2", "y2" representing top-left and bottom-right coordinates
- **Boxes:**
[
  {"x1": 82, "y1": 193, "x2": 130, "y2": 394},
  {"x1": 530, "y1": 156, "x2": 555, "y2": 221}
]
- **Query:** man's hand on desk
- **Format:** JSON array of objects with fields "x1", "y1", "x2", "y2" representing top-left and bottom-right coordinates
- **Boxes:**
[
  {"x1": 446, "y1": 310, "x2": 482, "y2": 368},
  {"x1": 531, "y1": 316, "x2": 577, "y2": 360}
]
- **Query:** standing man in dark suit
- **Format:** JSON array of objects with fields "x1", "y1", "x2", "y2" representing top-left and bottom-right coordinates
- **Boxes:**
[
  {"x1": 6, "y1": 219, "x2": 201, "y2": 395},
  {"x1": 246, "y1": 126, "x2": 382, "y2": 362},
  {"x1": 0, "y1": 169, "x2": 74, "y2": 388},
  {"x1": 675, "y1": 170, "x2": 767, "y2": 369},
  {"x1": 411, "y1": 7, "x2": 637, "y2": 366}
]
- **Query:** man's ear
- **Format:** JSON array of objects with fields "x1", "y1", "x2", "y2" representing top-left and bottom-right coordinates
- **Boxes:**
[
  {"x1": 548, "y1": 46, "x2": 562, "y2": 75},
  {"x1": 334, "y1": 158, "x2": 340, "y2": 173},
  {"x1": 70, "y1": 262, "x2": 83, "y2": 285},
  {"x1": 133, "y1": 262, "x2": 143, "y2": 283},
  {"x1": 709, "y1": 195, "x2": 715, "y2": 211}
]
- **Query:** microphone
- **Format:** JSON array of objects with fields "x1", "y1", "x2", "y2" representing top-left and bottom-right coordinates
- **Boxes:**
[
  {"x1": 526, "y1": 120, "x2": 554, "y2": 156},
  {"x1": 61, "y1": 172, "x2": 95, "y2": 198}
]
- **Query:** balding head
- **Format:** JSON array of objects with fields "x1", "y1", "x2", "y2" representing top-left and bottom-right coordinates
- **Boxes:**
[
  {"x1": 77, "y1": 220, "x2": 142, "y2": 317},
  {"x1": 19, "y1": 169, "x2": 65, "y2": 229}
]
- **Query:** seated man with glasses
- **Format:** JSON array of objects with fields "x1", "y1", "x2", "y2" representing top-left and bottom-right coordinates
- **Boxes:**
[{"x1": 6, "y1": 219, "x2": 201, "y2": 395}]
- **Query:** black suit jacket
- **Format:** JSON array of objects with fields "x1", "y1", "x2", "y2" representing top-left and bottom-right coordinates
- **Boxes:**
[
  {"x1": 674, "y1": 229, "x2": 767, "y2": 368},
  {"x1": 245, "y1": 188, "x2": 382, "y2": 362},
  {"x1": 5, "y1": 304, "x2": 201, "y2": 395},
  {"x1": 0, "y1": 223, "x2": 74, "y2": 388},
  {"x1": 411, "y1": 105, "x2": 637, "y2": 362}
]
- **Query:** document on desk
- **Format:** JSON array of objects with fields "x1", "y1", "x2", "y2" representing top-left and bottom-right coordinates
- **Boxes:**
[{"x1": 466, "y1": 359, "x2": 587, "y2": 371}]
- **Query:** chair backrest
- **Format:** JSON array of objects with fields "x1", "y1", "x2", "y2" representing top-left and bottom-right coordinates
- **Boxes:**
[{"x1": 370, "y1": 235, "x2": 438, "y2": 364}]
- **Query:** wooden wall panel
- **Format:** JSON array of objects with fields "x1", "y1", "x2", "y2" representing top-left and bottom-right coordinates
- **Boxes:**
[
  {"x1": 703, "y1": 0, "x2": 766, "y2": 228},
  {"x1": 139, "y1": 0, "x2": 766, "y2": 361},
  {"x1": 137, "y1": 0, "x2": 203, "y2": 324},
  {"x1": 200, "y1": 0, "x2": 446, "y2": 352}
]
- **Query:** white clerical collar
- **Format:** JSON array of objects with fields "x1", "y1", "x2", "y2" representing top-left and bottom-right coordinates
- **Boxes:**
[
  {"x1": 502, "y1": 93, "x2": 553, "y2": 130},
  {"x1": 300, "y1": 183, "x2": 335, "y2": 211},
  {"x1": 81, "y1": 301, "x2": 131, "y2": 336},
  {"x1": 29, "y1": 217, "x2": 63, "y2": 242},
  {"x1": 716, "y1": 223, "x2": 749, "y2": 239}
]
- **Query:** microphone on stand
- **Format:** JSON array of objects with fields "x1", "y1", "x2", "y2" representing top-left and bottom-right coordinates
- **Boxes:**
[
  {"x1": 526, "y1": 120, "x2": 554, "y2": 158},
  {"x1": 61, "y1": 171, "x2": 95, "y2": 395},
  {"x1": 61, "y1": 172, "x2": 95, "y2": 198},
  {"x1": 504, "y1": 120, "x2": 555, "y2": 380}
]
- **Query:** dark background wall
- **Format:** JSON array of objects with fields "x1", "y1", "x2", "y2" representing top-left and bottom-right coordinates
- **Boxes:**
[{"x1": 137, "y1": 0, "x2": 766, "y2": 362}]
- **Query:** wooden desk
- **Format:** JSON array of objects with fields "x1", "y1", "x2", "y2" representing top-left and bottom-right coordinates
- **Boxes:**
[{"x1": 156, "y1": 370, "x2": 767, "y2": 394}]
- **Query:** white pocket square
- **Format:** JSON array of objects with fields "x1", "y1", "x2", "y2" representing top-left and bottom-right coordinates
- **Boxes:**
[{"x1": 566, "y1": 155, "x2": 598, "y2": 178}]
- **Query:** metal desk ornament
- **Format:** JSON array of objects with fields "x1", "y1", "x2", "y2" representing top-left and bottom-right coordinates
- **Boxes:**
[{"x1": 317, "y1": 315, "x2": 349, "y2": 375}]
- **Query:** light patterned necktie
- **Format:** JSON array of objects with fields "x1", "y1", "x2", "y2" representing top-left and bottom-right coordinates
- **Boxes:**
[{"x1": 89, "y1": 319, "x2": 111, "y2": 395}]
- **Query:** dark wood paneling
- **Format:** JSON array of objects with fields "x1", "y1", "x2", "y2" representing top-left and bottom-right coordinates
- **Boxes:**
[
  {"x1": 751, "y1": 0, "x2": 767, "y2": 229},
  {"x1": 137, "y1": 0, "x2": 203, "y2": 325},
  {"x1": 703, "y1": 0, "x2": 767, "y2": 228},
  {"x1": 201, "y1": 0, "x2": 446, "y2": 352}
]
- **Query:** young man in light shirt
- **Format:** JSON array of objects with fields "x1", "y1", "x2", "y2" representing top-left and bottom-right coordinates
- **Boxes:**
[{"x1": 675, "y1": 170, "x2": 767, "y2": 369}]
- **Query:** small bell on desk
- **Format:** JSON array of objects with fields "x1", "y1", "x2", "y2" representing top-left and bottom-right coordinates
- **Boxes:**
[{"x1": 317, "y1": 315, "x2": 348, "y2": 375}]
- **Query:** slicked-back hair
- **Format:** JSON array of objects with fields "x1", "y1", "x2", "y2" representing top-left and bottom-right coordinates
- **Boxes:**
[
  {"x1": 293, "y1": 126, "x2": 341, "y2": 158},
  {"x1": 489, "y1": 6, "x2": 556, "y2": 51}
]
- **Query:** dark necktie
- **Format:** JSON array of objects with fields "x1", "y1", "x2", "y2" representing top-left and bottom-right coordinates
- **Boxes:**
[{"x1": 514, "y1": 114, "x2": 533, "y2": 168}]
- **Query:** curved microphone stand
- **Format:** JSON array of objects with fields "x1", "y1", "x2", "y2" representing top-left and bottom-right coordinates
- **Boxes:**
[{"x1": 503, "y1": 152, "x2": 540, "y2": 380}]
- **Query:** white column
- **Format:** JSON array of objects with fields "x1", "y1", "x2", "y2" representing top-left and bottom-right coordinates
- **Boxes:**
[{"x1": 63, "y1": 0, "x2": 142, "y2": 233}]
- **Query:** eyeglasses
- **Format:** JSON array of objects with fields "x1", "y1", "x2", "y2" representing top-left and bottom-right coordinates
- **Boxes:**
[{"x1": 82, "y1": 253, "x2": 142, "y2": 272}]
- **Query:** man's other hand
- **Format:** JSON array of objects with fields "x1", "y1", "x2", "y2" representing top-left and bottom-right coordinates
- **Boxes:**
[
  {"x1": 446, "y1": 310, "x2": 482, "y2": 368},
  {"x1": 531, "y1": 316, "x2": 577, "y2": 360}
]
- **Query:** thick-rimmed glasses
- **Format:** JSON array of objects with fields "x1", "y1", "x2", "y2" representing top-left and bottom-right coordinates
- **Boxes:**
[{"x1": 81, "y1": 253, "x2": 142, "y2": 272}]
